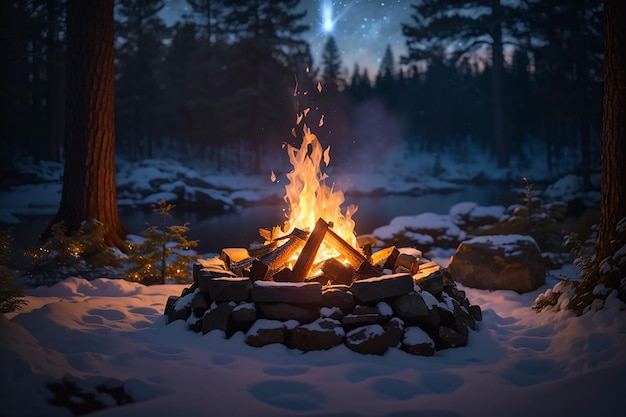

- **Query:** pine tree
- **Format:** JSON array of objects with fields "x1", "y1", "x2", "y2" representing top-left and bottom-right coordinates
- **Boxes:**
[
  {"x1": 221, "y1": 0, "x2": 309, "y2": 173},
  {"x1": 115, "y1": 0, "x2": 168, "y2": 160},
  {"x1": 124, "y1": 200, "x2": 198, "y2": 285},
  {"x1": 321, "y1": 36, "x2": 344, "y2": 93},
  {"x1": 402, "y1": 0, "x2": 528, "y2": 168},
  {"x1": 0, "y1": 229, "x2": 27, "y2": 314}
]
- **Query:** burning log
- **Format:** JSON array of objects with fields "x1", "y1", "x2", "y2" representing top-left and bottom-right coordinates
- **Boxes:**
[
  {"x1": 290, "y1": 218, "x2": 329, "y2": 282},
  {"x1": 248, "y1": 241, "x2": 278, "y2": 258},
  {"x1": 220, "y1": 248, "x2": 250, "y2": 269},
  {"x1": 355, "y1": 261, "x2": 381, "y2": 279},
  {"x1": 249, "y1": 259, "x2": 269, "y2": 282},
  {"x1": 395, "y1": 253, "x2": 420, "y2": 274},
  {"x1": 321, "y1": 257, "x2": 353, "y2": 286},
  {"x1": 324, "y1": 225, "x2": 369, "y2": 269},
  {"x1": 249, "y1": 228, "x2": 308, "y2": 281},
  {"x1": 370, "y1": 246, "x2": 399, "y2": 271},
  {"x1": 262, "y1": 228, "x2": 308, "y2": 265}
]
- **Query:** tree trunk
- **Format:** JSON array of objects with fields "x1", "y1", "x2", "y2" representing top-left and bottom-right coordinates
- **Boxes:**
[
  {"x1": 47, "y1": 0, "x2": 65, "y2": 162},
  {"x1": 596, "y1": 0, "x2": 626, "y2": 282},
  {"x1": 491, "y1": 0, "x2": 507, "y2": 168},
  {"x1": 577, "y1": 0, "x2": 592, "y2": 191},
  {"x1": 46, "y1": 0, "x2": 128, "y2": 249}
]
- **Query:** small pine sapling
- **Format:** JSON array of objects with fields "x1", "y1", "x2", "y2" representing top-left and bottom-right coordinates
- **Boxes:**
[
  {"x1": 534, "y1": 217, "x2": 626, "y2": 315},
  {"x1": 467, "y1": 178, "x2": 567, "y2": 254},
  {"x1": 25, "y1": 219, "x2": 122, "y2": 283},
  {"x1": 0, "y1": 228, "x2": 27, "y2": 314},
  {"x1": 124, "y1": 200, "x2": 198, "y2": 285}
]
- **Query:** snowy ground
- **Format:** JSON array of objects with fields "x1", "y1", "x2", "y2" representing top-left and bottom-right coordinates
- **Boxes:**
[
  {"x1": 1, "y1": 272, "x2": 624, "y2": 417},
  {"x1": 1, "y1": 147, "x2": 617, "y2": 416}
]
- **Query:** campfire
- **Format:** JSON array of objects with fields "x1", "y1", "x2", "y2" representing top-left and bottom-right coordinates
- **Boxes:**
[{"x1": 164, "y1": 125, "x2": 482, "y2": 356}]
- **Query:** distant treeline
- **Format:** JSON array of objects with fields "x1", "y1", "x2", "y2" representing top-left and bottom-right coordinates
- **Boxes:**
[{"x1": 0, "y1": 0, "x2": 603, "y2": 178}]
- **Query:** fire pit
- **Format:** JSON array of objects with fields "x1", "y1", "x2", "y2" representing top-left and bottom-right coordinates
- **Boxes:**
[{"x1": 163, "y1": 126, "x2": 482, "y2": 356}]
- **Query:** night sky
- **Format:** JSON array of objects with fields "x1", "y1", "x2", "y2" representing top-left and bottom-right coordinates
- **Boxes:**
[
  {"x1": 299, "y1": 0, "x2": 411, "y2": 75},
  {"x1": 161, "y1": 0, "x2": 412, "y2": 76}
]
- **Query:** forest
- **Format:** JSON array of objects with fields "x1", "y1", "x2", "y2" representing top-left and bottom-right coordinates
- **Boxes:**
[{"x1": 0, "y1": 0, "x2": 604, "y2": 181}]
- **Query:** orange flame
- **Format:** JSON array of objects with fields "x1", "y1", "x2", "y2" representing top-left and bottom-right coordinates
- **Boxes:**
[{"x1": 280, "y1": 125, "x2": 358, "y2": 264}]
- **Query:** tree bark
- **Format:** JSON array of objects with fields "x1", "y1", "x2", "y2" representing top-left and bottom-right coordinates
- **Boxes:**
[
  {"x1": 46, "y1": 0, "x2": 64, "y2": 162},
  {"x1": 596, "y1": 0, "x2": 626, "y2": 278},
  {"x1": 491, "y1": 0, "x2": 507, "y2": 168},
  {"x1": 45, "y1": 0, "x2": 128, "y2": 249}
]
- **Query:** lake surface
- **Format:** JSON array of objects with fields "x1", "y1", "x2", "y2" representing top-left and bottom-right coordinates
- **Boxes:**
[
  {"x1": 123, "y1": 184, "x2": 512, "y2": 254},
  {"x1": 8, "y1": 184, "x2": 513, "y2": 256}
]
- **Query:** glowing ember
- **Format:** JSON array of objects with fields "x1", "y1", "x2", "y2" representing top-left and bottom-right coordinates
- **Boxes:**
[{"x1": 278, "y1": 124, "x2": 359, "y2": 265}]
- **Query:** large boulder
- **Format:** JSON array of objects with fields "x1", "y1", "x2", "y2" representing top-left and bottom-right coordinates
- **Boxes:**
[{"x1": 447, "y1": 234, "x2": 546, "y2": 293}]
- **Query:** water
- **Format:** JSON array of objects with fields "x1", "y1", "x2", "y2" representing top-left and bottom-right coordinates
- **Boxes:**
[
  {"x1": 124, "y1": 184, "x2": 511, "y2": 254},
  {"x1": 7, "y1": 184, "x2": 512, "y2": 256}
]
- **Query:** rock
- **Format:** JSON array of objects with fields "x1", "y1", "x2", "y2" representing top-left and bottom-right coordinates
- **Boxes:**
[
  {"x1": 207, "y1": 277, "x2": 251, "y2": 302},
  {"x1": 202, "y1": 302, "x2": 236, "y2": 336},
  {"x1": 437, "y1": 305, "x2": 456, "y2": 328},
  {"x1": 257, "y1": 302, "x2": 319, "y2": 324},
  {"x1": 468, "y1": 304, "x2": 483, "y2": 321},
  {"x1": 322, "y1": 286, "x2": 355, "y2": 314},
  {"x1": 345, "y1": 325, "x2": 388, "y2": 355},
  {"x1": 342, "y1": 312, "x2": 380, "y2": 332},
  {"x1": 390, "y1": 292, "x2": 429, "y2": 325},
  {"x1": 163, "y1": 295, "x2": 179, "y2": 316},
  {"x1": 421, "y1": 307, "x2": 441, "y2": 331},
  {"x1": 187, "y1": 315, "x2": 203, "y2": 333},
  {"x1": 404, "y1": 213, "x2": 466, "y2": 249},
  {"x1": 352, "y1": 305, "x2": 380, "y2": 316},
  {"x1": 452, "y1": 299, "x2": 477, "y2": 331},
  {"x1": 447, "y1": 234, "x2": 546, "y2": 293},
  {"x1": 168, "y1": 291, "x2": 195, "y2": 323},
  {"x1": 376, "y1": 301, "x2": 393, "y2": 322},
  {"x1": 251, "y1": 281, "x2": 322, "y2": 304},
  {"x1": 350, "y1": 273, "x2": 414, "y2": 304},
  {"x1": 190, "y1": 292, "x2": 210, "y2": 317},
  {"x1": 197, "y1": 268, "x2": 237, "y2": 293},
  {"x1": 413, "y1": 262, "x2": 444, "y2": 296},
  {"x1": 245, "y1": 319, "x2": 288, "y2": 347},
  {"x1": 320, "y1": 306, "x2": 344, "y2": 320},
  {"x1": 402, "y1": 326, "x2": 436, "y2": 356},
  {"x1": 435, "y1": 326, "x2": 467, "y2": 349},
  {"x1": 290, "y1": 318, "x2": 345, "y2": 351},
  {"x1": 231, "y1": 302, "x2": 257, "y2": 332},
  {"x1": 444, "y1": 285, "x2": 468, "y2": 307},
  {"x1": 384, "y1": 317, "x2": 405, "y2": 348}
]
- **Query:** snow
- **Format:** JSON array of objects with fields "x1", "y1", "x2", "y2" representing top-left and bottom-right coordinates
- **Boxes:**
[
  {"x1": 0, "y1": 141, "x2": 617, "y2": 416},
  {"x1": 462, "y1": 234, "x2": 540, "y2": 255},
  {"x1": 403, "y1": 326, "x2": 435, "y2": 346},
  {"x1": 370, "y1": 211, "x2": 467, "y2": 247},
  {"x1": 1, "y1": 276, "x2": 624, "y2": 417}
]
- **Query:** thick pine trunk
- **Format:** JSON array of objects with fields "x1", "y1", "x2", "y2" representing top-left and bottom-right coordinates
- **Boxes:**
[
  {"x1": 596, "y1": 0, "x2": 626, "y2": 280},
  {"x1": 46, "y1": 0, "x2": 128, "y2": 249},
  {"x1": 46, "y1": 0, "x2": 64, "y2": 162},
  {"x1": 491, "y1": 0, "x2": 507, "y2": 168}
]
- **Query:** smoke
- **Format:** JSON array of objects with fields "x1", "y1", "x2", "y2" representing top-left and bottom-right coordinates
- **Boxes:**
[{"x1": 342, "y1": 98, "x2": 405, "y2": 171}]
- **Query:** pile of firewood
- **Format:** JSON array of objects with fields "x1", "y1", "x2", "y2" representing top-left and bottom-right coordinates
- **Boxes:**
[{"x1": 164, "y1": 217, "x2": 482, "y2": 356}]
